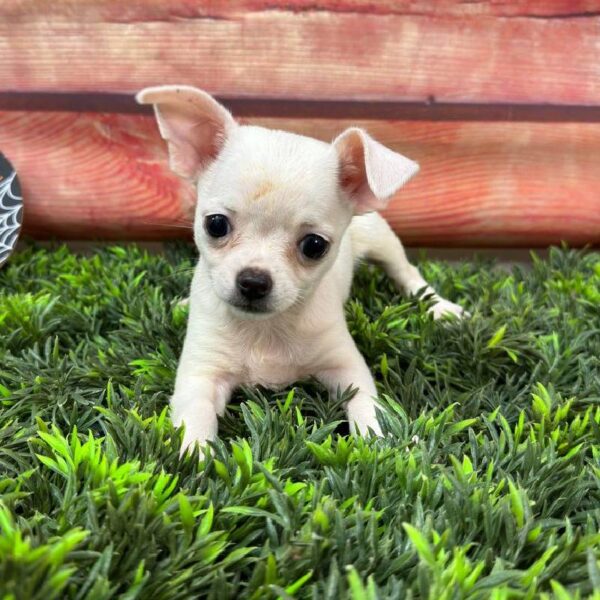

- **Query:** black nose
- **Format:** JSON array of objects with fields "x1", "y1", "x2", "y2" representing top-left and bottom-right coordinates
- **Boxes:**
[{"x1": 236, "y1": 268, "x2": 273, "y2": 301}]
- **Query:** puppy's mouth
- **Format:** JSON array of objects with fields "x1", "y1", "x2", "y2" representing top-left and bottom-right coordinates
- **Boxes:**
[{"x1": 228, "y1": 298, "x2": 273, "y2": 316}]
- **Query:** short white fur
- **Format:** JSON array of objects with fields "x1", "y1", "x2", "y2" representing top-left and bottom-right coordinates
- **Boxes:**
[{"x1": 136, "y1": 85, "x2": 467, "y2": 452}]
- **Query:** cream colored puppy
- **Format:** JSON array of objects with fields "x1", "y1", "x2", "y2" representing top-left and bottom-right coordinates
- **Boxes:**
[{"x1": 137, "y1": 86, "x2": 466, "y2": 452}]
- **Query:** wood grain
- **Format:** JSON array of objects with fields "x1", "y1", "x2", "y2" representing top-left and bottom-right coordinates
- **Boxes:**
[
  {"x1": 1, "y1": 111, "x2": 598, "y2": 246},
  {"x1": 4, "y1": 0, "x2": 600, "y2": 20},
  {"x1": 1, "y1": 2, "x2": 599, "y2": 107},
  {"x1": 0, "y1": 112, "x2": 196, "y2": 239}
]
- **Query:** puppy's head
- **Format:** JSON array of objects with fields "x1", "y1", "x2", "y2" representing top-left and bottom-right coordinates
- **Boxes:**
[{"x1": 137, "y1": 86, "x2": 419, "y2": 317}]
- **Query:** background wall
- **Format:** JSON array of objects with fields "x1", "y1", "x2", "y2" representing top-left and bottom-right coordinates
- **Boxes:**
[{"x1": 1, "y1": 1, "x2": 599, "y2": 246}]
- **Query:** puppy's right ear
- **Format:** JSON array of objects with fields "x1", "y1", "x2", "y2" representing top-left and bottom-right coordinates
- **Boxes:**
[{"x1": 136, "y1": 85, "x2": 236, "y2": 181}]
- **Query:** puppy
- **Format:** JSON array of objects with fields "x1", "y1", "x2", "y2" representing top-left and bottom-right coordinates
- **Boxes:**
[{"x1": 136, "y1": 86, "x2": 466, "y2": 451}]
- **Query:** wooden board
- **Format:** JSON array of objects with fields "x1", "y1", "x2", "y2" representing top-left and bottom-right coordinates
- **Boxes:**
[
  {"x1": 4, "y1": 1, "x2": 599, "y2": 22},
  {"x1": 2, "y1": 110, "x2": 598, "y2": 246},
  {"x1": 1, "y1": 2, "x2": 600, "y2": 107},
  {"x1": 0, "y1": 112, "x2": 196, "y2": 239}
]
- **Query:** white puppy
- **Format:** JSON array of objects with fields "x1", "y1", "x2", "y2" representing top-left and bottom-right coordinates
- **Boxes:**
[{"x1": 137, "y1": 86, "x2": 466, "y2": 451}]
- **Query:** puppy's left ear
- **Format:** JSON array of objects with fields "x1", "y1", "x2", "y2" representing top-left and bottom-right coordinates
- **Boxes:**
[
  {"x1": 136, "y1": 85, "x2": 236, "y2": 181},
  {"x1": 333, "y1": 127, "x2": 419, "y2": 214}
]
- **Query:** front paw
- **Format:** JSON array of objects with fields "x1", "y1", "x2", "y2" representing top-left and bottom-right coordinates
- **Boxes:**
[
  {"x1": 171, "y1": 399, "x2": 218, "y2": 457},
  {"x1": 351, "y1": 419, "x2": 384, "y2": 437},
  {"x1": 429, "y1": 298, "x2": 469, "y2": 320},
  {"x1": 180, "y1": 429, "x2": 213, "y2": 457},
  {"x1": 347, "y1": 398, "x2": 384, "y2": 437}
]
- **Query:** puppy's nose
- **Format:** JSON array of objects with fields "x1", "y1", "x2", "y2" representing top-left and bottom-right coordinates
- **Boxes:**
[{"x1": 236, "y1": 268, "x2": 273, "y2": 300}]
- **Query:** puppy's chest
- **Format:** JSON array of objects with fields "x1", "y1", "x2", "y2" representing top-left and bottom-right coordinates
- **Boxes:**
[{"x1": 235, "y1": 328, "x2": 314, "y2": 389}]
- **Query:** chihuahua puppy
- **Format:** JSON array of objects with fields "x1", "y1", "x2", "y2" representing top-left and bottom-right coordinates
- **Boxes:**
[{"x1": 137, "y1": 86, "x2": 466, "y2": 451}]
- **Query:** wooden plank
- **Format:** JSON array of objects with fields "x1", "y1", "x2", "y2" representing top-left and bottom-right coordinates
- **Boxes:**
[
  {"x1": 0, "y1": 112, "x2": 196, "y2": 239},
  {"x1": 1, "y1": 110, "x2": 598, "y2": 246},
  {"x1": 272, "y1": 118, "x2": 600, "y2": 247},
  {"x1": 4, "y1": 1, "x2": 599, "y2": 20},
  {"x1": 1, "y1": 3, "x2": 599, "y2": 107}
]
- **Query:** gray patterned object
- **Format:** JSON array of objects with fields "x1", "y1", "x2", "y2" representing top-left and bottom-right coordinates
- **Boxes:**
[{"x1": 0, "y1": 153, "x2": 23, "y2": 268}]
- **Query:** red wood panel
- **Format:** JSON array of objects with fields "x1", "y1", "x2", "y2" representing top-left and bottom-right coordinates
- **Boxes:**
[
  {"x1": 1, "y1": 2, "x2": 599, "y2": 106},
  {"x1": 0, "y1": 112, "x2": 196, "y2": 239},
  {"x1": 1, "y1": 111, "x2": 598, "y2": 246},
  {"x1": 4, "y1": 1, "x2": 599, "y2": 20},
  {"x1": 271, "y1": 118, "x2": 600, "y2": 247}
]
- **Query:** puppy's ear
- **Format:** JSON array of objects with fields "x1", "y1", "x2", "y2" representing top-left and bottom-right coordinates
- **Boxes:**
[
  {"x1": 136, "y1": 85, "x2": 236, "y2": 180},
  {"x1": 333, "y1": 127, "x2": 419, "y2": 214}
]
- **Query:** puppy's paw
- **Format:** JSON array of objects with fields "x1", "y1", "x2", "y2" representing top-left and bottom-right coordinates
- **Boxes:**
[
  {"x1": 347, "y1": 402, "x2": 384, "y2": 438},
  {"x1": 172, "y1": 402, "x2": 218, "y2": 458},
  {"x1": 366, "y1": 421, "x2": 384, "y2": 437},
  {"x1": 429, "y1": 298, "x2": 469, "y2": 320},
  {"x1": 177, "y1": 296, "x2": 190, "y2": 308},
  {"x1": 179, "y1": 431, "x2": 213, "y2": 458}
]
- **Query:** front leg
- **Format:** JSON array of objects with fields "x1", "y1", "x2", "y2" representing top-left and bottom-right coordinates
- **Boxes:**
[
  {"x1": 316, "y1": 339, "x2": 383, "y2": 437},
  {"x1": 171, "y1": 366, "x2": 233, "y2": 454}
]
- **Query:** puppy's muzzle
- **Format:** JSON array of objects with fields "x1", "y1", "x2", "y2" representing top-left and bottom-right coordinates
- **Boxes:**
[{"x1": 236, "y1": 268, "x2": 273, "y2": 301}]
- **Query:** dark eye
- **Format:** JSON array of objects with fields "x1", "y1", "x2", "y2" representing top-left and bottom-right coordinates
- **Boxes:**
[
  {"x1": 299, "y1": 234, "x2": 329, "y2": 260},
  {"x1": 204, "y1": 214, "x2": 230, "y2": 238}
]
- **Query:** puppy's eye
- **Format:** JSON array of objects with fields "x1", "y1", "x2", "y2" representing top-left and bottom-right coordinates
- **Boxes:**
[
  {"x1": 205, "y1": 214, "x2": 231, "y2": 238},
  {"x1": 299, "y1": 234, "x2": 329, "y2": 260}
]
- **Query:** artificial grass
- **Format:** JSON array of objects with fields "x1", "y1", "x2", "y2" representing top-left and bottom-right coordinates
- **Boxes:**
[{"x1": 0, "y1": 243, "x2": 599, "y2": 599}]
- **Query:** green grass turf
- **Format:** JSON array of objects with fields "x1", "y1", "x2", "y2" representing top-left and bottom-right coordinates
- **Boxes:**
[{"x1": 0, "y1": 244, "x2": 599, "y2": 599}]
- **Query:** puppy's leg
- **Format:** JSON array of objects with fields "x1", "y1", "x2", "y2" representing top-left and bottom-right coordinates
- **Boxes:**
[
  {"x1": 317, "y1": 336, "x2": 383, "y2": 437},
  {"x1": 171, "y1": 367, "x2": 232, "y2": 454},
  {"x1": 350, "y1": 212, "x2": 466, "y2": 319}
]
